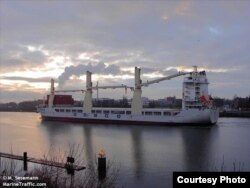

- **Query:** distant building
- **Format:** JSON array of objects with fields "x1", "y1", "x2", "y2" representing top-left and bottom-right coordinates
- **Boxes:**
[
  {"x1": 165, "y1": 96, "x2": 176, "y2": 106},
  {"x1": 142, "y1": 97, "x2": 149, "y2": 107}
]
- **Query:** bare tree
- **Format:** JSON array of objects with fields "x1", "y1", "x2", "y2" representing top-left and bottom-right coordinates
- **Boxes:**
[{"x1": 0, "y1": 143, "x2": 120, "y2": 188}]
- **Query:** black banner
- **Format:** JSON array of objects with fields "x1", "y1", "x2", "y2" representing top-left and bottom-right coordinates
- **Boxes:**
[{"x1": 173, "y1": 172, "x2": 250, "y2": 188}]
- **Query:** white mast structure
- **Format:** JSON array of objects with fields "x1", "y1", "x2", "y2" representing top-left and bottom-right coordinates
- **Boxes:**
[
  {"x1": 131, "y1": 67, "x2": 189, "y2": 115},
  {"x1": 131, "y1": 67, "x2": 142, "y2": 115},
  {"x1": 83, "y1": 71, "x2": 93, "y2": 113},
  {"x1": 83, "y1": 71, "x2": 133, "y2": 113},
  {"x1": 48, "y1": 78, "x2": 55, "y2": 108}
]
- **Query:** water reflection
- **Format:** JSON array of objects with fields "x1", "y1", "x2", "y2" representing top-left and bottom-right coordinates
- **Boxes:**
[
  {"x1": 40, "y1": 120, "x2": 73, "y2": 147},
  {"x1": 39, "y1": 122, "x2": 192, "y2": 179},
  {"x1": 39, "y1": 120, "x2": 220, "y2": 174},
  {"x1": 180, "y1": 126, "x2": 216, "y2": 171},
  {"x1": 40, "y1": 121, "x2": 149, "y2": 179},
  {"x1": 130, "y1": 126, "x2": 144, "y2": 179},
  {"x1": 1, "y1": 112, "x2": 250, "y2": 188},
  {"x1": 81, "y1": 124, "x2": 94, "y2": 166}
]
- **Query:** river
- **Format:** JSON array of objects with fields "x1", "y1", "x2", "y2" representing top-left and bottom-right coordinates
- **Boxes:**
[{"x1": 0, "y1": 112, "x2": 250, "y2": 187}]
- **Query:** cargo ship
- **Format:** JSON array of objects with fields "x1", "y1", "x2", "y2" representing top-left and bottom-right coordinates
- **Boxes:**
[{"x1": 38, "y1": 66, "x2": 219, "y2": 125}]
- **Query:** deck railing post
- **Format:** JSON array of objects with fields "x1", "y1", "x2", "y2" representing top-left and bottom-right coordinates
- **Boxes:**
[{"x1": 23, "y1": 152, "x2": 28, "y2": 171}]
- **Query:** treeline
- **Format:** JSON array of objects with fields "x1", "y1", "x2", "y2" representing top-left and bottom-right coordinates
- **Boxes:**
[
  {"x1": 92, "y1": 98, "x2": 130, "y2": 108},
  {"x1": 0, "y1": 100, "x2": 43, "y2": 112},
  {"x1": 213, "y1": 95, "x2": 250, "y2": 111},
  {"x1": 1, "y1": 95, "x2": 249, "y2": 112}
]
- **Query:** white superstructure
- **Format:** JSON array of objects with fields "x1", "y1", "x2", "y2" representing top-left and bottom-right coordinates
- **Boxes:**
[
  {"x1": 38, "y1": 66, "x2": 219, "y2": 125},
  {"x1": 182, "y1": 66, "x2": 209, "y2": 109}
]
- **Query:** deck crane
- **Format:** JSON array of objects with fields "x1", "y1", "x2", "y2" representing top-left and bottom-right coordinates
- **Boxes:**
[
  {"x1": 93, "y1": 81, "x2": 134, "y2": 99},
  {"x1": 92, "y1": 84, "x2": 134, "y2": 99},
  {"x1": 55, "y1": 89, "x2": 86, "y2": 93},
  {"x1": 131, "y1": 67, "x2": 189, "y2": 115},
  {"x1": 54, "y1": 85, "x2": 134, "y2": 93},
  {"x1": 92, "y1": 84, "x2": 133, "y2": 90},
  {"x1": 54, "y1": 85, "x2": 133, "y2": 93},
  {"x1": 53, "y1": 84, "x2": 133, "y2": 112},
  {"x1": 84, "y1": 71, "x2": 134, "y2": 113},
  {"x1": 48, "y1": 72, "x2": 134, "y2": 112},
  {"x1": 140, "y1": 71, "x2": 189, "y2": 87}
]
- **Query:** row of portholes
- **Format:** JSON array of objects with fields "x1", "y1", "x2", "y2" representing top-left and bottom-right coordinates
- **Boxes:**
[
  {"x1": 104, "y1": 114, "x2": 121, "y2": 118},
  {"x1": 73, "y1": 113, "x2": 122, "y2": 118}
]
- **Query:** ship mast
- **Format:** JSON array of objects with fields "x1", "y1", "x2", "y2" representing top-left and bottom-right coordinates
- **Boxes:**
[
  {"x1": 131, "y1": 67, "x2": 189, "y2": 115},
  {"x1": 48, "y1": 78, "x2": 55, "y2": 108},
  {"x1": 83, "y1": 71, "x2": 93, "y2": 113},
  {"x1": 131, "y1": 67, "x2": 143, "y2": 115},
  {"x1": 83, "y1": 71, "x2": 133, "y2": 113}
]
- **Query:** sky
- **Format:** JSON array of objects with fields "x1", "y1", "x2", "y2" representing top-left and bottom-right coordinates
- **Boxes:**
[{"x1": 0, "y1": 0, "x2": 250, "y2": 103}]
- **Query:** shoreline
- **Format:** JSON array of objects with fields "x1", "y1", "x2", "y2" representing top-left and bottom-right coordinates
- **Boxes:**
[{"x1": 220, "y1": 111, "x2": 250, "y2": 118}]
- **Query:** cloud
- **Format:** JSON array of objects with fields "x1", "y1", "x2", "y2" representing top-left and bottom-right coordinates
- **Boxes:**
[
  {"x1": 0, "y1": 44, "x2": 47, "y2": 74},
  {"x1": 1, "y1": 0, "x2": 250, "y2": 102},
  {"x1": 0, "y1": 76, "x2": 52, "y2": 83},
  {"x1": 175, "y1": 0, "x2": 192, "y2": 16},
  {"x1": 58, "y1": 63, "x2": 121, "y2": 88},
  {"x1": 208, "y1": 27, "x2": 220, "y2": 35}
]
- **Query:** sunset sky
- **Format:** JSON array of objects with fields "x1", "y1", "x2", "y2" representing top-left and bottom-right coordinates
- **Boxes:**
[{"x1": 0, "y1": 0, "x2": 250, "y2": 102}]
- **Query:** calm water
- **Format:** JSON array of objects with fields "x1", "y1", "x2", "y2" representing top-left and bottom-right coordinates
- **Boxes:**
[{"x1": 0, "y1": 112, "x2": 250, "y2": 187}]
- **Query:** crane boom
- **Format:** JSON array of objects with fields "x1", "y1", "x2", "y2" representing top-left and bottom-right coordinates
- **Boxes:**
[
  {"x1": 55, "y1": 89, "x2": 85, "y2": 93},
  {"x1": 140, "y1": 71, "x2": 189, "y2": 87},
  {"x1": 92, "y1": 84, "x2": 134, "y2": 90},
  {"x1": 54, "y1": 85, "x2": 134, "y2": 93}
]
